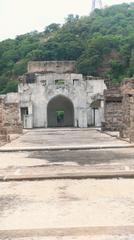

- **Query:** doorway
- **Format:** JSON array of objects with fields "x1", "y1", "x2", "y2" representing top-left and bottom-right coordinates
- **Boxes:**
[{"x1": 47, "y1": 95, "x2": 74, "y2": 127}]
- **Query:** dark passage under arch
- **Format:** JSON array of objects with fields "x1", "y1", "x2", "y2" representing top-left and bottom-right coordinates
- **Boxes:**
[{"x1": 47, "y1": 95, "x2": 74, "y2": 127}]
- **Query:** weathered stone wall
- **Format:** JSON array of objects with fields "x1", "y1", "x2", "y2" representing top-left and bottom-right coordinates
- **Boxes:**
[
  {"x1": 3, "y1": 102, "x2": 22, "y2": 134},
  {"x1": 0, "y1": 96, "x2": 22, "y2": 135},
  {"x1": 0, "y1": 128, "x2": 9, "y2": 145},
  {"x1": 0, "y1": 61, "x2": 106, "y2": 131},
  {"x1": 103, "y1": 87, "x2": 123, "y2": 131},
  {"x1": 121, "y1": 77, "x2": 134, "y2": 141},
  {"x1": 0, "y1": 98, "x2": 8, "y2": 144},
  {"x1": 103, "y1": 77, "x2": 134, "y2": 142},
  {"x1": 28, "y1": 61, "x2": 76, "y2": 74},
  {"x1": 18, "y1": 71, "x2": 106, "y2": 128},
  {"x1": 120, "y1": 94, "x2": 131, "y2": 138}
]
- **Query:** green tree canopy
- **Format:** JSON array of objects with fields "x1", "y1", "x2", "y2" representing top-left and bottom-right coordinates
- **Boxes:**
[{"x1": 0, "y1": 2, "x2": 134, "y2": 93}]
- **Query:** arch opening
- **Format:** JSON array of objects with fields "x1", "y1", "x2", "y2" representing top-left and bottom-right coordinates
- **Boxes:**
[{"x1": 47, "y1": 95, "x2": 74, "y2": 127}]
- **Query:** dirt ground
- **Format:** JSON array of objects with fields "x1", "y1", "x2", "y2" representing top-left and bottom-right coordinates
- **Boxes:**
[{"x1": 1, "y1": 179, "x2": 134, "y2": 231}]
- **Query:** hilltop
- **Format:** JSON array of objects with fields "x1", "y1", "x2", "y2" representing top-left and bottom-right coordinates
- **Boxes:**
[{"x1": 0, "y1": 2, "x2": 134, "y2": 93}]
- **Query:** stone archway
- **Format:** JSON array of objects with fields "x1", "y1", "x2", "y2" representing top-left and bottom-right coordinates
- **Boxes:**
[{"x1": 47, "y1": 95, "x2": 74, "y2": 127}]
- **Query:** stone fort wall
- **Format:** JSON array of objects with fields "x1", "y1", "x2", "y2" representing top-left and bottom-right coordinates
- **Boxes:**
[
  {"x1": 103, "y1": 87, "x2": 123, "y2": 131},
  {"x1": 104, "y1": 77, "x2": 134, "y2": 142}
]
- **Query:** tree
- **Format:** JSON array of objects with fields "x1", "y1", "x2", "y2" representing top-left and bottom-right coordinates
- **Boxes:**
[
  {"x1": 0, "y1": 2, "x2": 134, "y2": 92},
  {"x1": 44, "y1": 23, "x2": 61, "y2": 34},
  {"x1": 1, "y1": 80, "x2": 18, "y2": 94}
]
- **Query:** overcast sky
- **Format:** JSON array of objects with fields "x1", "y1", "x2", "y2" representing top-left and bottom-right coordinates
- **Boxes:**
[{"x1": 0, "y1": 0, "x2": 133, "y2": 41}]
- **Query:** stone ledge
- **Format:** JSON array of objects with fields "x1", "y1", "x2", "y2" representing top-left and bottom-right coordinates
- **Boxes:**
[{"x1": 0, "y1": 226, "x2": 134, "y2": 238}]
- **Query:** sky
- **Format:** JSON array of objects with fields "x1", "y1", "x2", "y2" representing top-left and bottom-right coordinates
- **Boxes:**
[{"x1": 0, "y1": 0, "x2": 133, "y2": 41}]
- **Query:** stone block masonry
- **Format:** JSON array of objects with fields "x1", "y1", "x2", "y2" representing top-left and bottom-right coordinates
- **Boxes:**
[
  {"x1": 121, "y1": 78, "x2": 134, "y2": 141},
  {"x1": 103, "y1": 87, "x2": 123, "y2": 131},
  {"x1": 104, "y1": 77, "x2": 134, "y2": 142},
  {"x1": 2, "y1": 102, "x2": 22, "y2": 134},
  {"x1": 0, "y1": 96, "x2": 22, "y2": 145},
  {"x1": 28, "y1": 61, "x2": 76, "y2": 74}
]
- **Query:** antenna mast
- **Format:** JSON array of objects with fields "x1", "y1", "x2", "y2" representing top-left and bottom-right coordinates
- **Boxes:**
[{"x1": 91, "y1": 0, "x2": 103, "y2": 11}]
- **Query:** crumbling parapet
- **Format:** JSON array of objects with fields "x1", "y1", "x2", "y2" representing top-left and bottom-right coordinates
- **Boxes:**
[{"x1": 28, "y1": 61, "x2": 76, "y2": 74}]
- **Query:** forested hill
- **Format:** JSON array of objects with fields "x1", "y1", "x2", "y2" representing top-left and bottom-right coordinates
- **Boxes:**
[{"x1": 0, "y1": 2, "x2": 134, "y2": 93}]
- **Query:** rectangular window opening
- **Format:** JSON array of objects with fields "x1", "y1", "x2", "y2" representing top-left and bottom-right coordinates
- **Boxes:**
[
  {"x1": 40, "y1": 80, "x2": 46, "y2": 86},
  {"x1": 26, "y1": 74, "x2": 36, "y2": 84},
  {"x1": 55, "y1": 79, "x2": 65, "y2": 85},
  {"x1": 73, "y1": 79, "x2": 79, "y2": 85}
]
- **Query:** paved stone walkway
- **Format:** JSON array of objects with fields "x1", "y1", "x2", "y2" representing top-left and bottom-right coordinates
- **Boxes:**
[{"x1": 0, "y1": 128, "x2": 130, "y2": 150}]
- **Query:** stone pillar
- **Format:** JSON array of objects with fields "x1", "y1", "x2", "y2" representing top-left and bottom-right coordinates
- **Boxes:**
[
  {"x1": 129, "y1": 95, "x2": 134, "y2": 142},
  {"x1": 0, "y1": 98, "x2": 9, "y2": 145}
]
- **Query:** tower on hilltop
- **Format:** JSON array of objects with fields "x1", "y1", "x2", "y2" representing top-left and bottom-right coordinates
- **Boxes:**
[{"x1": 91, "y1": 0, "x2": 103, "y2": 11}]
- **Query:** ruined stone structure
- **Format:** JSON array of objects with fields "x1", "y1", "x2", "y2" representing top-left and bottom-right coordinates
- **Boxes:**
[
  {"x1": 18, "y1": 61, "x2": 106, "y2": 128},
  {"x1": 104, "y1": 77, "x2": 134, "y2": 142},
  {"x1": 1, "y1": 60, "x2": 134, "y2": 144},
  {"x1": 1, "y1": 59, "x2": 134, "y2": 145},
  {"x1": 0, "y1": 98, "x2": 8, "y2": 144},
  {"x1": 0, "y1": 94, "x2": 22, "y2": 135},
  {"x1": 103, "y1": 87, "x2": 123, "y2": 131},
  {"x1": 121, "y1": 78, "x2": 134, "y2": 142},
  {"x1": 0, "y1": 61, "x2": 106, "y2": 134}
]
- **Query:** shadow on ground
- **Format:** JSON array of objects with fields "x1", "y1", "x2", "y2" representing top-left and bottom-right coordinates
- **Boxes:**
[{"x1": 29, "y1": 149, "x2": 134, "y2": 166}]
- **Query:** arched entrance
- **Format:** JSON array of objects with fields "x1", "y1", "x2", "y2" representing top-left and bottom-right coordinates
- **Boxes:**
[{"x1": 47, "y1": 95, "x2": 74, "y2": 127}]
